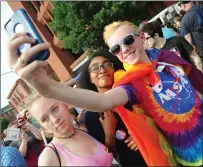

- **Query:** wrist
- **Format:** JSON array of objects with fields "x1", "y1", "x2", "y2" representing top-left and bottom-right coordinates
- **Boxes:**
[
  {"x1": 30, "y1": 124, "x2": 34, "y2": 131},
  {"x1": 46, "y1": 79, "x2": 58, "y2": 98},
  {"x1": 105, "y1": 135, "x2": 115, "y2": 148},
  {"x1": 22, "y1": 139, "x2": 27, "y2": 143},
  {"x1": 104, "y1": 131, "x2": 115, "y2": 138},
  {"x1": 105, "y1": 145, "x2": 116, "y2": 153}
]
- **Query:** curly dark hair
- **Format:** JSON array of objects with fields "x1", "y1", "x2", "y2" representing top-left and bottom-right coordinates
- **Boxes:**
[{"x1": 77, "y1": 48, "x2": 124, "y2": 92}]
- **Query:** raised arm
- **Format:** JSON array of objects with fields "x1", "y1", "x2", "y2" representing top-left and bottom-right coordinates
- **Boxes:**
[
  {"x1": 189, "y1": 49, "x2": 203, "y2": 73},
  {"x1": 48, "y1": 80, "x2": 128, "y2": 112},
  {"x1": 7, "y1": 33, "x2": 129, "y2": 113}
]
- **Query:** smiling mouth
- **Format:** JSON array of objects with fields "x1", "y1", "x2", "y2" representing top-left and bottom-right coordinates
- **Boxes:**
[
  {"x1": 125, "y1": 51, "x2": 135, "y2": 59},
  {"x1": 99, "y1": 75, "x2": 110, "y2": 79}
]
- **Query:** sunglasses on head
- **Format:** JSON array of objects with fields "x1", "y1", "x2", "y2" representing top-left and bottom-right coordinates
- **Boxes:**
[{"x1": 109, "y1": 32, "x2": 139, "y2": 56}]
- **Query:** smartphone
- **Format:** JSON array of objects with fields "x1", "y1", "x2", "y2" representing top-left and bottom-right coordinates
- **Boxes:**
[{"x1": 4, "y1": 8, "x2": 50, "y2": 63}]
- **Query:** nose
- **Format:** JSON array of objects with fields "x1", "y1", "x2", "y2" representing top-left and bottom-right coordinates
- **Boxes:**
[
  {"x1": 50, "y1": 115, "x2": 60, "y2": 124},
  {"x1": 121, "y1": 44, "x2": 129, "y2": 54},
  {"x1": 99, "y1": 66, "x2": 106, "y2": 73}
]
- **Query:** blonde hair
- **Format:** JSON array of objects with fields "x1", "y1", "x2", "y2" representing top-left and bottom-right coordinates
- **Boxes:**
[
  {"x1": 103, "y1": 21, "x2": 140, "y2": 44},
  {"x1": 26, "y1": 93, "x2": 42, "y2": 110},
  {"x1": 26, "y1": 94, "x2": 54, "y2": 138}
]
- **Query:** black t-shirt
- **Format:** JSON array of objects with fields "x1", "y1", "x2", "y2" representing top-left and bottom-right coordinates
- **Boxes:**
[
  {"x1": 181, "y1": 5, "x2": 203, "y2": 56},
  {"x1": 162, "y1": 36, "x2": 194, "y2": 65},
  {"x1": 84, "y1": 111, "x2": 146, "y2": 166}
]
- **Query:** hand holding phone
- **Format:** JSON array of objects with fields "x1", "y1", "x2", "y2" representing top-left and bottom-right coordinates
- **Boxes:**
[{"x1": 4, "y1": 8, "x2": 50, "y2": 63}]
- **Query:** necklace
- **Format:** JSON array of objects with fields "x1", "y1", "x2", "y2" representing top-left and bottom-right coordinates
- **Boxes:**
[{"x1": 54, "y1": 128, "x2": 76, "y2": 139}]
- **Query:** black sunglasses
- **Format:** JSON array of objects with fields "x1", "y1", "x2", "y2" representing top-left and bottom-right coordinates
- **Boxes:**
[
  {"x1": 109, "y1": 32, "x2": 139, "y2": 56},
  {"x1": 145, "y1": 36, "x2": 151, "y2": 41}
]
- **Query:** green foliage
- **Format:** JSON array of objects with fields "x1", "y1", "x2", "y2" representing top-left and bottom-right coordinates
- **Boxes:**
[
  {"x1": 0, "y1": 118, "x2": 10, "y2": 132},
  {"x1": 49, "y1": 2, "x2": 148, "y2": 54}
]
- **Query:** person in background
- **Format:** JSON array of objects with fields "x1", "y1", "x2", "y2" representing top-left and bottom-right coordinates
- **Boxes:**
[
  {"x1": 164, "y1": 21, "x2": 179, "y2": 36},
  {"x1": 140, "y1": 21, "x2": 203, "y2": 72},
  {"x1": 180, "y1": 1, "x2": 203, "y2": 60},
  {"x1": 9, "y1": 115, "x2": 44, "y2": 166},
  {"x1": 174, "y1": 14, "x2": 182, "y2": 30},
  {"x1": 78, "y1": 49, "x2": 146, "y2": 166},
  {"x1": 26, "y1": 94, "x2": 113, "y2": 166},
  {"x1": 23, "y1": 109, "x2": 40, "y2": 129},
  {"x1": 0, "y1": 146, "x2": 27, "y2": 167}
]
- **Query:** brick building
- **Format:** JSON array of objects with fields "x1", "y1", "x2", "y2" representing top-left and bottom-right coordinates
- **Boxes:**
[
  {"x1": 1, "y1": 105, "x2": 18, "y2": 122},
  {"x1": 7, "y1": 78, "x2": 33, "y2": 113}
]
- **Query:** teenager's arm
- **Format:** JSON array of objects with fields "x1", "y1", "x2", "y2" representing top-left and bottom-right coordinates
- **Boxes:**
[
  {"x1": 190, "y1": 49, "x2": 203, "y2": 72},
  {"x1": 30, "y1": 125, "x2": 43, "y2": 140},
  {"x1": 48, "y1": 80, "x2": 129, "y2": 113}
]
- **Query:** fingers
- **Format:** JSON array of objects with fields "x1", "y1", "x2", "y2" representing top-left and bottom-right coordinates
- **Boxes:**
[
  {"x1": 8, "y1": 35, "x2": 36, "y2": 51},
  {"x1": 127, "y1": 140, "x2": 135, "y2": 148},
  {"x1": 20, "y1": 42, "x2": 50, "y2": 62},
  {"x1": 128, "y1": 130, "x2": 131, "y2": 135},
  {"x1": 134, "y1": 147, "x2": 139, "y2": 151},
  {"x1": 7, "y1": 32, "x2": 50, "y2": 72},
  {"x1": 13, "y1": 43, "x2": 50, "y2": 72},
  {"x1": 99, "y1": 117, "x2": 104, "y2": 124},
  {"x1": 130, "y1": 144, "x2": 138, "y2": 151},
  {"x1": 8, "y1": 35, "x2": 36, "y2": 68},
  {"x1": 8, "y1": 32, "x2": 27, "y2": 42},
  {"x1": 17, "y1": 61, "x2": 48, "y2": 79},
  {"x1": 125, "y1": 136, "x2": 139, "y2": 151},
  {"x1": 125, "y1": 136, "x2": 132, "y2": 143}
]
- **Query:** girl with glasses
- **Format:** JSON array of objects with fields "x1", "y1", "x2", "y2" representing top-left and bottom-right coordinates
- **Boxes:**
[
  {"x1": 7, "y1": 20, "x2": 203, "y2": 166},
  {"x1": 78, "y1": 49, "x2": 146, "y2": 166}
]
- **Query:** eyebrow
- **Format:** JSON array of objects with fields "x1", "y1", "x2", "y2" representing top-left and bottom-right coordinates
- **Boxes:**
[
  {"x1": 90, "y1": 60, "x2": 111, "y2": 68},
  {"x1": 40, "y1": 103, "x2": 57, "y2": 122}
]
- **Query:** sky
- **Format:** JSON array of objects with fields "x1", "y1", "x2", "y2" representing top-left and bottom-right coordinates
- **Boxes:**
[{"x1": 1, "y1": 2, "x2": 19, "y2": 108}]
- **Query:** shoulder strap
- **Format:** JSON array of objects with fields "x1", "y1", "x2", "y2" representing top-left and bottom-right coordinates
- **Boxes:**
[
  {"x1": 75, "y1": 128, "x2": 87, "y2": 134},
  {"x1": 46, "y1": 143, "x2": 61, "y2": 167}
]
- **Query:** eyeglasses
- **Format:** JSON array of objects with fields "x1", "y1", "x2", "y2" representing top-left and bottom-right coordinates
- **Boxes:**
[
  {"x1": 145, "y1": 36, "x2": 151, "y2": 42},
  {"x1": 89, "y1": 62, "x2": 114, "y2": 73},
  {"x1": 18, "y1": 120, "x2": 25, "y2": 124},
  {"x1": 109, "y1": 32, "x2": 139, "y2": 56}
]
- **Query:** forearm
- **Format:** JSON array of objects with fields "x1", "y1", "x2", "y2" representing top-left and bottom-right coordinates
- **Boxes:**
[
  {"x1": 190, "y1": 50, "x2": 203, "y2": 72},
  {"x1": 31, "y1": 125, "x2": 42, "y2": 140},
  {"x1": 19, "y1": 141, "x2": 27, "y2": 157},
  {"x1": 184, "y1": 34, "x2": 193, "y2": 45},
  {"x1": 105, "y1": 134, "x2": 116, "y2": 148},
  {"x1": 48, "y1": 80, "x2": 128, "y2": 113}
]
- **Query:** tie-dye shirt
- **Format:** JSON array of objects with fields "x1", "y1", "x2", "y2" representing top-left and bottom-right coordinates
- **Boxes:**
[{"x1": 117, "y1": 50, "x2": 202, "y2": 166}]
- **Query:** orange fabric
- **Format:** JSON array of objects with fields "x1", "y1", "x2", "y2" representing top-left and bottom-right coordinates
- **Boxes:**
[
  {"x1": 113, "y1": 62, "x2": 178, "y2": 166},
  {"x1": 116, "y1": 106, "x2": 177, "y2": 166},
  {"x1": 114, "y1": 61, "x2": 160, "y2": 88}
]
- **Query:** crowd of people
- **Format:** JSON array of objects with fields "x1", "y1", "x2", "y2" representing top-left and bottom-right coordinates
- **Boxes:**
[{"x1": 1, "y1": 1, "x2": 203, "y2": 167}]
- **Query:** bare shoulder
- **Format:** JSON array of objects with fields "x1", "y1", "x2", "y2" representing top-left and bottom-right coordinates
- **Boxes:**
[{"x1": 38, "y1": 145, "x2": 60, "y2": 166}]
